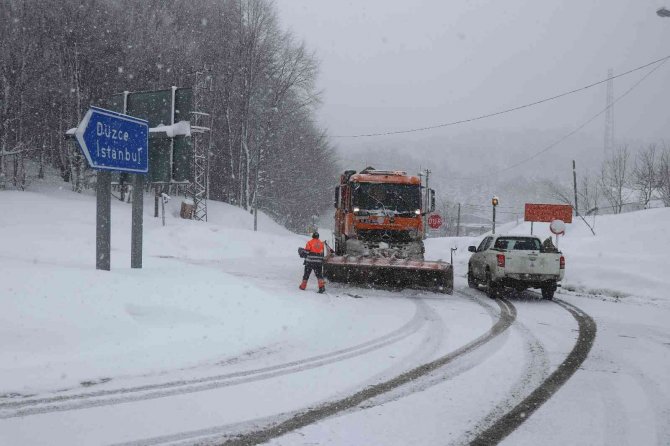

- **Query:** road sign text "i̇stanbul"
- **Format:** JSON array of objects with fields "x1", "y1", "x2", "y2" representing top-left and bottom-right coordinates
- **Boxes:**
[{"x1": 74, "y1": 106, "x2": 149, "y2": 173}]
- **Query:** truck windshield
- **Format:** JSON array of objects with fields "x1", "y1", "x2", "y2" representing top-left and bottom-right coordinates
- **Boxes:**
[
  {"x1": 352, "y1": 183, "x2": 421, "y2": 213},
  {"x1": 493, "y1": 237, "x2": 541, "y2": 251}
]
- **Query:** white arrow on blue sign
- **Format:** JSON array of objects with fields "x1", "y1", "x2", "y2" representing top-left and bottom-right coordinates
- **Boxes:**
[{"x1": 74, "y1": 106, "x2": 149, "y2": 174}]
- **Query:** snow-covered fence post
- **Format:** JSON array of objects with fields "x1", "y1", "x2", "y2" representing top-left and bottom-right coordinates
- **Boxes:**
[{"x1": 161, "y1": 193, "x2": 170, "y2": 227}]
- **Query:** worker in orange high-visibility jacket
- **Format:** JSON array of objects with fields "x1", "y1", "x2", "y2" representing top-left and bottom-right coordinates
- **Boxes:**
[{"x1": 300, "y1": 231, "x2": 326, "y2": 293}]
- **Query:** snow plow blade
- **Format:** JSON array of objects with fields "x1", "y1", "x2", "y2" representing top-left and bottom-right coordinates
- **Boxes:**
[{"x1": 323, "y1": 256, "x2": 453, "y2": 294}]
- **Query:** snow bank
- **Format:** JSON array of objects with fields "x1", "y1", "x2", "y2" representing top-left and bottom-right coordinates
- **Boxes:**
[
  {"x1": 426, "y1": 208, "x2": 670, "y2": 305},
  {"x1": 0, "y1": 187, "x2": 373, "y2": 394}
]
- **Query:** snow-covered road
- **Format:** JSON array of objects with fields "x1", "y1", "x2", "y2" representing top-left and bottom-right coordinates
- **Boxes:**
[
  {"x1": 0, "y1": 284, "x2": 507, "y2": 444},
  {"x1": 2, "y1": 188, "x2": 669, "y2": 445},
  {"x1": 0, "y1": 279, "x2": 601, "y2": 445}
]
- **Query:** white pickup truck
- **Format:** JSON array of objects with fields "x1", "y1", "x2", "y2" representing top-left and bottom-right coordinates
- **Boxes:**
[{"x1": 467, "y1": 235, "x2": 564, "y2": 299}]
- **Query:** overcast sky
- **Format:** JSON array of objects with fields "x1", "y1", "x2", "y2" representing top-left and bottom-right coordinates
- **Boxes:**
[{"x1": 276, "y1": 0, "x2": 669, "y2": 176}]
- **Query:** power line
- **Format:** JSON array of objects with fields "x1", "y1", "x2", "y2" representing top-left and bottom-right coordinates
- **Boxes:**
[
  {"x1": 451, "y1": 56, "x2": 670, "y2": 180},
  {"x1": 460, "y1": 203, "x2": 516, "y2": 210},
  {"x1": 331, "y1": 54, "x2": 670, "y2": 138}
]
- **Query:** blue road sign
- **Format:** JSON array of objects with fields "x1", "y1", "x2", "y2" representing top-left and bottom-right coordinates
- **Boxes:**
[{"x1": 74, "y1": 106, "x2": 149, "y2": 173}]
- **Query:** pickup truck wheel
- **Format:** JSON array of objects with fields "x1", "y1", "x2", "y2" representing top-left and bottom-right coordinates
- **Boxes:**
[
  {"x1": 467, "y1": 267, "x2": 477, "y2": 288},
  {"x1": 541, "y1": 282, "x2": 557, "y2": 300},
  {"x1": 486, "y1": 271, "x2": 499, "y2": 299}
]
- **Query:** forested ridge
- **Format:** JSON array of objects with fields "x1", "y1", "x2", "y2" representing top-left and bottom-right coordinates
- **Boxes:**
[{"x1": 0, "y1": 0, "x2": 338, "y2": 231}]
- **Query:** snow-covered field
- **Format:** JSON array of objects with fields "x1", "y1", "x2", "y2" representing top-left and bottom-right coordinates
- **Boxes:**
[
  {"x1": 427, "y1": 209, "x2": 670, "y2": 306},
  {"x1": 1, "y1": 184, "x2": 669, "y2": 445},
  {"x1": 0, "y1": 186, "x2": 412, "y2": 393}
]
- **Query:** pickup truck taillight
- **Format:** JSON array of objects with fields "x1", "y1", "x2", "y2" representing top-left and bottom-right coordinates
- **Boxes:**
[
  {"x1": 497, "y1": 254, "x2": 505, "y2": 268},
  {"x1": 560, "y1": 256, "x2": 565, "y2": 269}
]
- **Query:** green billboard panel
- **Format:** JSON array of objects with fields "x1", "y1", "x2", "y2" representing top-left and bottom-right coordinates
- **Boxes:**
[
  {"x1": 148, "y1": 136, "x2": 171, "y2": 183},
  {"x1": 103, "y1": 87, "x2": 193, "y2": 183},
  {"x1": 172, "y1": 136, "x2": 192, "y2": 182},
  {"x1": 126, "y1": 90, "x2": 172, "y2": 127},
  {"x1": 174, "y1": 88, "x2": 192, "y2": 122}
]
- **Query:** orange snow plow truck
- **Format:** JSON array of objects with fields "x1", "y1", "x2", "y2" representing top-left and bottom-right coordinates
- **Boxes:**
[{"x1": 324, "y1": 167, "x2": 453, "y2": 294}]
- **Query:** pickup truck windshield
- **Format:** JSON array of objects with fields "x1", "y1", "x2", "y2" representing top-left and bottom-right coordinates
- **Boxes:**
[{"x1": 493, "y1": 237, "x2": 541, "y2": 251}]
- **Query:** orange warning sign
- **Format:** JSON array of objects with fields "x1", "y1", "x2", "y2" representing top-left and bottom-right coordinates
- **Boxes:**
[{"x1": 524, "y1": 203, "x2": 573, "y2": 223}]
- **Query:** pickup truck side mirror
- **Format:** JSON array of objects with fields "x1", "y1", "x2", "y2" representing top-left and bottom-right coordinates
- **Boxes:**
[{"x1": 468, "y1": 246, "x2": 477, "y2": 253}]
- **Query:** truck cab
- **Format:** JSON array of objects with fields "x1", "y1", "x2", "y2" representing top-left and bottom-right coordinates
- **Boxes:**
[{"x1": 333, "y1": 168, "x2": 434, "y2": 259}]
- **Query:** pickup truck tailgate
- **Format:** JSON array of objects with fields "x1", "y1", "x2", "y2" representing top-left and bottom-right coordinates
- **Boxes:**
[{"x1": 504, "y1": 250, "x2": 561, "y2": 275}]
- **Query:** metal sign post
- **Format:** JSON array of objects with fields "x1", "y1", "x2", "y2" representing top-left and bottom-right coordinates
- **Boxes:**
[
  {"x1": 73, "y1": 106, "x2": 149, "y2": 270},
  {"x1": 491, "y1": 196, "x2": 499, "y2": 234},
  {"x1": 96, "y1": 172, "x2": 112, "y2": 270},
  {"x1": 131, "y1": 174, "x2": 144, "y2": 268},
  {"x1": 550, "y1": 219, "x2": 566, "y2": 250}
]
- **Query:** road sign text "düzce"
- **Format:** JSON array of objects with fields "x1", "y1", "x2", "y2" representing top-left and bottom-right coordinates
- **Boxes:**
[{"x1": 75, "y1": 106, "x2": 149, "y2": 173}]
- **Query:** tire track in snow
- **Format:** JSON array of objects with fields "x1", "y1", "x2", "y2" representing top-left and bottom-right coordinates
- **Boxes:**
[
  {"x1": 453, "y1": 288, "x2": 554, "y2": 446},
  {"x1": 111, "y1": 291, "x2": 516, "y2": 446},
  {"x1": 338, "y1": 288, "x2": 522, "y2": 413},
  {"x1": 469, "y1": 297, "x2": 597, "y2": 446},
  {"x1": 0, "y1": 298, "x2": 431, "y2": 419}
]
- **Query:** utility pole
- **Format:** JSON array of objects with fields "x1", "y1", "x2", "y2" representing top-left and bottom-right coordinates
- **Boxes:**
[
  {"x1": 422, "y1": 168, "x2": 431, "y2": 238},
  {"x1": 456, "y1": 203, "x2": 461, "y2": 237},
  {"x1": 572, "y1": 160, "x2": 579, "y2": 216},
  {"x1": 492, "y1": 206, "x2": 496, "y2": 234},
  {"x1": 491, "y1": 196, "x2": 499, "y2": 234},
  {"x1": 604, "y1": 68, "x2": 614, "y2": 154}
]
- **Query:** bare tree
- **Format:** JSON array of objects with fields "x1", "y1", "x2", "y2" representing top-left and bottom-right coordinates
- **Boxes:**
[
  {"x1": 0, "y1": 0, "x2": 335, "y2": 230},
  {"x1": 599, "y1": 145, "x2": 631, "y2": 214},
  {"x1": 578, "y1": 170, "x2": 600, "y2": 214},
  {"x1": 658, "y1": 142, "x2": 670, "y2": 207},
  {"x1": 631, "y1": 144, "x2": 658, "y2": 208},
  {"x1": 541, "y1": 179, "x2": 573, "y2": 206}
]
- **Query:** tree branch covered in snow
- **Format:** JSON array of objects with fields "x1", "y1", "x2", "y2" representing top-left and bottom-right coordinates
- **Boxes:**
[{"x1": 0, "y1": 0, "x2": 337, "y2": 230}]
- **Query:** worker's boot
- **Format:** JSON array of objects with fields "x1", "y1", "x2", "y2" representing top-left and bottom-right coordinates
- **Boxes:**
[
  {"x1": 299, "y1": 280, "x2": 307, "y2": 290},
  {"x1": 317, "y1": 280, "x2": 326, "y2": 294}
]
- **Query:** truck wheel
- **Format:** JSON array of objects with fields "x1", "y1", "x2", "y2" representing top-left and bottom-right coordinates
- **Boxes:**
[
  {"x1": 486, "y1": 271, "x2": 499, "y2": 299},
  {"x1": 541, "y1": 282, "x2": 557, "y2": 300},
  {"x1": 467, "y1": 267, "x2": 477, "y2": 288}
]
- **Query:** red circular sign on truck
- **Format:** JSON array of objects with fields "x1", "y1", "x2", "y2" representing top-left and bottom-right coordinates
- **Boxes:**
[{"x1": 428, "y1": 214, "x2": 443, "y2": 229}]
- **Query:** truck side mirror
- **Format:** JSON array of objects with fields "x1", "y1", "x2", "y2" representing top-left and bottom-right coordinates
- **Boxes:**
[
  {"x1": 468, "y1": 246, "x2": 477, "y2": 253},
  {"x1": 334, "y1": 186, "x2": 340, "y2": 209}
]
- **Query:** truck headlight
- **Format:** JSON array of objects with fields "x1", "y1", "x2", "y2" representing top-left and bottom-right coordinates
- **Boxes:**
[
  {"x1": 353, "y1": 207, "x2": 360, "y2": 213},
  {"x1": 415, "y1": 209, "x2": 421, "y2": 215}
]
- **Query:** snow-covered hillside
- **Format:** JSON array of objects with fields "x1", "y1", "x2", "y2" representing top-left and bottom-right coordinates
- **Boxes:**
[
  {"x1": 2, "y1": 186, "x2": 670, "y2": 445},
  {"x1": 0, "y1": 186, "x2": 411, "y2": 395},
  {"x1": 426, "y1": 208, "x2": 670, "y2": 305}
]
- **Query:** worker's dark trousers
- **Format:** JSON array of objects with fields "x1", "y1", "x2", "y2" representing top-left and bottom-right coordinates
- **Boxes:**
[{"x1": 303, "y1": 262, "x2": 324, "y2": 281}]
